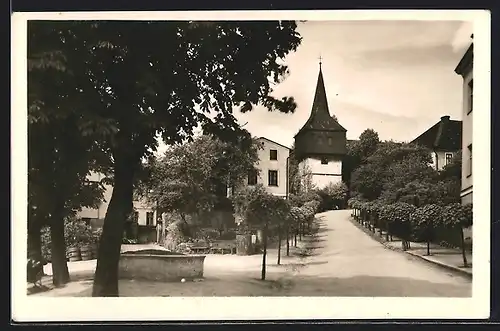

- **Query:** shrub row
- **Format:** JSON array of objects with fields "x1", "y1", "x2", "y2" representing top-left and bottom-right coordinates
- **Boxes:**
[{"x1": 347, "y1": 198, "x2": 473, "y2": 249}]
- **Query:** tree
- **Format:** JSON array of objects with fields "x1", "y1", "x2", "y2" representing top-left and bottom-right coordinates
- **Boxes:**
[
  {"x1": 28, "y1": 105, "x2": 106, "y2": 286},
  {"x1": 29, "y1": 21, "x2": 302, "y2": 296},
  {"x1": 232, "y1": 185, "x2": 290, "y2": 279},
  {"x1": 440, "y1": 203, "x2": 473, "y2": 267},
  {"x1": 342, "y1": 129, "x2": 380, "y2": 189},
  {"x1": 351, "y1": 140, "x2": 435, "y2": 202},
  {"x1": 410, "y1": 204, "x2": 443, "y2": 255},
  {"x1": 140, "y1": 134, "x2": 259, "y2": 223},
  {"x1": 319, "y1": 181, "x2": 348, "y2": 210}
]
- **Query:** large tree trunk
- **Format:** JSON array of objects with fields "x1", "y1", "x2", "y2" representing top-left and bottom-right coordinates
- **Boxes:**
[
  {"x1": 277, "y1": 225, "x2": 282, "y2": 265},
  {"x1": 92, "y1": 155, "x2": 135, "y2": 297},
  {"x1": 50, "y1": 216, "x2": 70, "y2": 287},
  {"x1": 460, "y1": 227, "x2": 468, "y2": 267},
  {"x1": 261, "y1": 223, "x2": 268, "y2": 280}
]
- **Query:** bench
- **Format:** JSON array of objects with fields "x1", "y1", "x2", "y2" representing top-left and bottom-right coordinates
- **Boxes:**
[
  {"x1": 186, "y1": 241, "x2": 210, "y2": 254},
  {"x1": 209, "y1": 241, "x2": 236, "y2": 255}
]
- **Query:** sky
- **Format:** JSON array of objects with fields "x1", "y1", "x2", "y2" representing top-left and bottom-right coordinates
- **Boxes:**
[{"x1": 157, "y1": 19, "x2": 473, "y2": 153}]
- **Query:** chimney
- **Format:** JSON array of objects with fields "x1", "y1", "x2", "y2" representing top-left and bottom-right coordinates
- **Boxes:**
[{"x1": 441, "y1": 115, "x2": 450, "y2": 122}]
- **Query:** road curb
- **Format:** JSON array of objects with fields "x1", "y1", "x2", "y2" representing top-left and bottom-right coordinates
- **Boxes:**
[
  {"x1": 348, "y1": 216, "x2": 473, "y2": 279},
  {"x1": 403, "y1": 250, "x2": 473, "y2": 279}
]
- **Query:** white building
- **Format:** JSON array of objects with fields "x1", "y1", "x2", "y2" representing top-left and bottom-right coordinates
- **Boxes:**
[
  {"x1": 455, "y1": 39, "x2": 473, "y2": 206},
  {"x1": 246, "y1": 137, "x2": 291, "y2": 197},
  {"x1": 78, "y1": 172, "x2": 158, "y2": 231}
]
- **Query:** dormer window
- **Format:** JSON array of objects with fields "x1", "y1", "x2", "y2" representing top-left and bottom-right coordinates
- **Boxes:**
[{"x1": 321, "y1": 157, "x2": 328, "y2": 165}]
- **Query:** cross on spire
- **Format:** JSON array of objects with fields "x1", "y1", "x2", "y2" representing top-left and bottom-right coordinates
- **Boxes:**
[{"x1": 318, "y1": 55, "x2": 323, "y2": 69}]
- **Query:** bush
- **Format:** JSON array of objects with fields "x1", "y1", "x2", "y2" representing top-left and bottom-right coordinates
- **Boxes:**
[
  {"x1": 409, "y1": 204, "x2": 443, "y2": 243},
  {"x1": 41, "y1": 217, "x2": 101, "y2": 262}
]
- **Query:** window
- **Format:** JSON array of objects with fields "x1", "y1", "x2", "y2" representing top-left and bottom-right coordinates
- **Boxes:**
[
  {"x1": 321, "y1": 157, "x2": 329, "y2": 165},
  {"x1": 468, "y1": 144, "x2": 472, "y2": 176},
  {"x1": 133, "y1": 211, "x2": 139, "y2": 223},
  {"x1": 146, "y1": 212, "x2": 154, "y2": 226},
  {"x1": 445, "y1": 153, "x2": 453, "y2": 166},
  {"x1": 467, "y1": 79, "x2": 473, "y2": 114},
  {"x1": 268, "y1": 170, "x2": 278, "y2": 187},
  {"x1": 270, "y1": 149, "x2": 278, "y2": 160},
  {"x1": 247, "y1": 169, "x2": 258, "y2": 185}
]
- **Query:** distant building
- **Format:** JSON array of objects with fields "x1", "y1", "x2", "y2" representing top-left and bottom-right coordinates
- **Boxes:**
[
  {"x1": 77, "y1": 172, "x2": 158, "y2": 242},
  {"x1": 293, "y1": 62, "x2": 347, "y2": 189},
  {"x1": 455, "y1": 39, "x2": 473, "y2": 205},
  {"x1": 410, "y1": 115, "x2": 463, "y2": 171},
  {"x1": 245, "y1": 136, "x2": 291, "y2": 198}
]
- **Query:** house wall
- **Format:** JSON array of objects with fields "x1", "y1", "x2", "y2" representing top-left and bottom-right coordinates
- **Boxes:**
[
  {"x1": 460, "y1": 69, "x2": 473, "y2": 203},
  {"x1": 299, "y1": 157, "x2": 343, "y2": 189},
  {"x1": 432, "y1": 150, "x2": 459, "y2": 171},
  {"x1": 249, "y1": 138, "x2": 290, "y2": 197},
  {"x1": 77, "y1": 172, "x2": 157, "y2": 228}
]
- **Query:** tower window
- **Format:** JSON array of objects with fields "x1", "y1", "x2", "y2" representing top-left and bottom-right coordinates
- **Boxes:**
[
  {"x1": 268, "y1": 170, "x2": 278, "y2": 187},
  {"x1": 270, "y1": 149, "x2": 278, "y2": 160},
  {"x1": 321, "y1": 158, "x2": 329, "y2": 165}
]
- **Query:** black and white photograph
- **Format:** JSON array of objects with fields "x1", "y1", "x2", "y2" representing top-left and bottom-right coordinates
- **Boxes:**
[{"x1": 12, "y1": 10, "x2": 491, "y2": 321}]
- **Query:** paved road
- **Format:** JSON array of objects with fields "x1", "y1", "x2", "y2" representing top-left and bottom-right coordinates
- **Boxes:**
[{"x1": 287, "y1": 210, "x2": 472, "y2": 297}]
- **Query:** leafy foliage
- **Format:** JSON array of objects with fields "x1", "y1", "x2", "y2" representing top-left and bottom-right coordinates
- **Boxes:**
[
  {"x1": 140, "y1": 134, "x2": 259, "y2": 218},
  {"x1": 440, "y1": 203, "x2": 473, "y2": 229},
  {"x1": 409, "y1": 204, "x2": 443, "y2": 242}
]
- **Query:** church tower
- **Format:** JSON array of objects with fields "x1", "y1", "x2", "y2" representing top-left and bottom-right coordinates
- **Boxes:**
[{"x1": 293, "y1": 61, "x2": 347, "y2": 189}]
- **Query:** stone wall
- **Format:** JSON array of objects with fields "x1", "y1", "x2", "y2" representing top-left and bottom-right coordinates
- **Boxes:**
[{"x1": 119, "y1": 253, "x2": 206, "y2": 281}]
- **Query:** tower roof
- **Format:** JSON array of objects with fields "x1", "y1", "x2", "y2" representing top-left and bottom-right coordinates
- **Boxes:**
[{"x1": 296, "y1": 66, "x2": 346, "y2": 136}]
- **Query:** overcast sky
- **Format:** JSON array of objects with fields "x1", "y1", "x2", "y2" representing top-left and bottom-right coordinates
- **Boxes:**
[
  {"x1": 234, "y1": 20, "x2": 473, "y2": 147},
  {"x1": 157, "y1": 19, "x2": 473, "y2": 154}
]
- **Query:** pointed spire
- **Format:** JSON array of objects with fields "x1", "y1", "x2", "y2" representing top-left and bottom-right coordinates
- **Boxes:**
[{"x1": 297, "y1": 61, "x2": 346, "y2": 133}]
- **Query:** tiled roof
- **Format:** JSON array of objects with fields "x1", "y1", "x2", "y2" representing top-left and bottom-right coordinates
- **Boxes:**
[{"x1": 410, "y1": 116, "x2": 462, "y2": 151}]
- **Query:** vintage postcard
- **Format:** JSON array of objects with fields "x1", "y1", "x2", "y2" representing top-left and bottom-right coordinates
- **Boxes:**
[{"x1": 12, "y1": 9, "x2": 491, "y2": 322}]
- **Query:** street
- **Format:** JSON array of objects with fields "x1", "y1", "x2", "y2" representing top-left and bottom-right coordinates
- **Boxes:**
[{"x1": 282, "y1": 210, "x2": 471, "y2": 297}]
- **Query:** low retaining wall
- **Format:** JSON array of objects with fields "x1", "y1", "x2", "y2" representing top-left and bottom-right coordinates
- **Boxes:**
[{"x1": 119, "y1": 250, "x2": 206, "y2": 282}]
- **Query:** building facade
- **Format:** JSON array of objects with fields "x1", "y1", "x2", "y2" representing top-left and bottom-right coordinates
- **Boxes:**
[
  {"x1": 455, "y1": 41, "x2": 473, "y2": 205},
  {"x1": 246, "y1": 137, "x2": 291, "y2": 197},
  {"x1": 410, "y1": 115, "x2": 463, "y2": 171},
  {"x1": 293, "y1": 63, "x2": 347, "y2": 189},
  {"x1": 77, "y1": 172, "x2": 158, "y2": 232}
]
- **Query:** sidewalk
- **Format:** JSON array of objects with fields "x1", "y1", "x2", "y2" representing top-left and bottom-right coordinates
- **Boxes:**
[{"x1": 349, "y1": 215, "x2": 472, "y2": 278}]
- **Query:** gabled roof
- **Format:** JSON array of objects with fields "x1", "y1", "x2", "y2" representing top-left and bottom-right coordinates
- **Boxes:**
[
  {"x1": 296, "y1": 66, "x2": 346, "y2": 136},
  {"x1": 410, "y1": 116, "x2": 462, "y2": 151},
  {"x1": 256, "y1": 136, "x2": 291, "y2": 150},
  {"x1": 455, "y1": 42, "x2": 473, "y2": 77}
]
